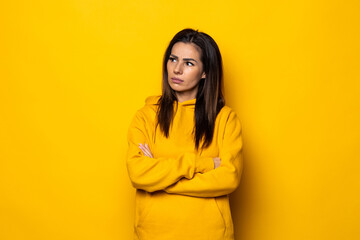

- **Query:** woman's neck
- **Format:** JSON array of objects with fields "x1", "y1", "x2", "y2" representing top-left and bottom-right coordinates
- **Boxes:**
[{"x1": 175, "y1": 88, "x2": 198, "y2": 103}]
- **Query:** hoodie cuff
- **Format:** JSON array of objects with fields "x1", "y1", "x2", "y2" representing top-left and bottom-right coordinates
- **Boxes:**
[{"x1": 195, "y1": 156, "x2": 215, "y2": 173}]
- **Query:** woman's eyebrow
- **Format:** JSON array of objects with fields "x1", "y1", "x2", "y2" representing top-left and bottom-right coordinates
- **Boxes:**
[
  {"x1": 183, "y1": 58, "x2": 198, "y2": 63},
  {"x1": 170, "y1": 54, "x2": 198, "y2": 63}
]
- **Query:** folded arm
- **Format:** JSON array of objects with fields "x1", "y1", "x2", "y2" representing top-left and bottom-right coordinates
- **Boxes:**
[
  {"x1": 163, "y1": 110, "x2": 243, "y2": 197},
  {"x1": 126, "y1": 110, "x2": 214, "y2": 192}
]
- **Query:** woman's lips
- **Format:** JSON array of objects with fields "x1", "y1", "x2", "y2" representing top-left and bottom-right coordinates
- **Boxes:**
[{"x1": 171, "y1": 77, "x2": 184, "y2": 84}]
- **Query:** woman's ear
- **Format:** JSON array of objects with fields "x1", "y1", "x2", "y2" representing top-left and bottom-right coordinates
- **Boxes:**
[{"x1": 201, "y1": 72, "x2": 206, "y2": 79}]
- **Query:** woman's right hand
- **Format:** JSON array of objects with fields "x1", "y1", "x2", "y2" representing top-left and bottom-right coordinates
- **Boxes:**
[{"x1": 213, "y1": 157, "x2": 221, "y2": 169}]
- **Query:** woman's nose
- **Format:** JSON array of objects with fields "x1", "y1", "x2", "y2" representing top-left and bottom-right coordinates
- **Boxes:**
[{"x1": 173, "y1": 63, "x2": 182, "y2": 74}]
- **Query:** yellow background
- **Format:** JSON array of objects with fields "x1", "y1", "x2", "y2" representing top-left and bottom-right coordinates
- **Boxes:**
[{"x1": 1, "y1": 0, "x2": 359, "y2": 239}]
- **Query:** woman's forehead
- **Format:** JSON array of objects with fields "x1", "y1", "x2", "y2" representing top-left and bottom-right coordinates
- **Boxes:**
[{"x1": 171, "y1": 42, "x2": 202, "y2": 60}]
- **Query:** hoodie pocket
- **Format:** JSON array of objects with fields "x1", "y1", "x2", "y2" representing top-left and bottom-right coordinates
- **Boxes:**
[{"x1": 136, "y1": 193, "x2": 227, "y2": 239}]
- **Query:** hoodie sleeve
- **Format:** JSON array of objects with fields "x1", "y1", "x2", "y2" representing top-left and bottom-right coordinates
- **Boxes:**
[
  {"x1": 163, "y1": 109, "x2": 243, "y2": 197},
  {"x1": 126, "y1": 110, "x2": 215, "y2": 193}
]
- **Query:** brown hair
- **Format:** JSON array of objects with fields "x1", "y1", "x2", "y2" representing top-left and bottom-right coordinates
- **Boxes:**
[{"x1": 156, "y1": 28, "x2": 225, "y2": 150}]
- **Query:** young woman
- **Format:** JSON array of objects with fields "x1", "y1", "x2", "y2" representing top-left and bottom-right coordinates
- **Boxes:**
[{"x1": 126, "y1": 28, "x2": 243, "y2": 240}]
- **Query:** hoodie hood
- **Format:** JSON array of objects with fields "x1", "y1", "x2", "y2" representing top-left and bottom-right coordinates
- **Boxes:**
[
  {"x1": 145, "y1": 95, "x2": 161, "y2": 105},
  {"x1": 145, "y1": 95, "x2": 196, "y2": 109}
]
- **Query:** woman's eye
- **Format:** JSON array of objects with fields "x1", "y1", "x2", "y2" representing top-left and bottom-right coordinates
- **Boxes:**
[
  {"x1": 186, "y1": 62, "x2": 194, "y2": 66},
  {"x1": 169, "y1": 57, "x2": 176, "y2": 62}
]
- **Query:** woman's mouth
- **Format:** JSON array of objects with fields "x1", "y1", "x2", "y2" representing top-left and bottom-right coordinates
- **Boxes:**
[{"x1": 171, "y1": 77, "x2": 184, "y2": 84}]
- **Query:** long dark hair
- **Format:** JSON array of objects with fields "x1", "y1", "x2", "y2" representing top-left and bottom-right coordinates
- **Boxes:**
[{"x1": 156, "y1": 28, "x2": 225, "y2": 150}]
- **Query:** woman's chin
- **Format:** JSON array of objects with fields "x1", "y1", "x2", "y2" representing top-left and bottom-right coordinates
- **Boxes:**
[{"x1": 169, "y1": 84, "x2": 185, "y2": 92}]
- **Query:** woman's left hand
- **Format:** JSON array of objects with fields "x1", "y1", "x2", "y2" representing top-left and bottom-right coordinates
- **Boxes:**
[{"x1": 139, "y1": 143, "x2": 153, "y2": 158}]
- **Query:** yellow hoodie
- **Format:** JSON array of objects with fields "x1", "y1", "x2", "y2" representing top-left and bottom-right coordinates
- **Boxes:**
[{"x1": 126, "y1": 95, "x2": 243, "y2": 240}]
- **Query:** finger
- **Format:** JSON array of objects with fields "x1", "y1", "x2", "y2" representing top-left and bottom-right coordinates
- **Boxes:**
[
  {"x1": 139, "y1": 144, "x2": 152, "y2": 157},
  {"x1": 140, "y1": 144, "x2": 151, "y2": 155},
  {"x1": 138, "y1": 145, "x2": 146, "y2": 156},
  {"x1": 146, "y1": 149, "x2": 153, "y2": 158},
  {"x1": 139, "y1": 144, "x2": 151, "y2": 157},
  {"x1": 144, "y1": 143, "x2": 153, "y2": 158}
]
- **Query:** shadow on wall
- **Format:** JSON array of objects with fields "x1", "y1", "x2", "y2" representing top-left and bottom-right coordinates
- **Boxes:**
[{"x1": 230, "y1": 143, "x2": 258, "y2": 238}]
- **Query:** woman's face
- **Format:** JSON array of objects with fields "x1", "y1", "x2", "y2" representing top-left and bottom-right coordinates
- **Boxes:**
[{"x1": 167, "y1": 42, "x2": 206, "y2": 100}]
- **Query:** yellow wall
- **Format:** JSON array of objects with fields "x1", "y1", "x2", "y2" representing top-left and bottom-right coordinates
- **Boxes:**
[{"x1": 1, "y1": 0, "x2": 359, "y2": 239}]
